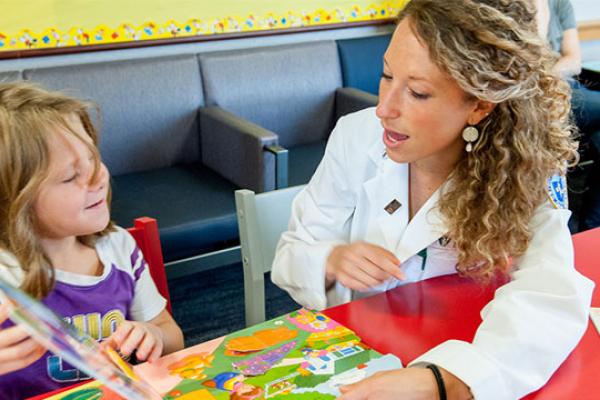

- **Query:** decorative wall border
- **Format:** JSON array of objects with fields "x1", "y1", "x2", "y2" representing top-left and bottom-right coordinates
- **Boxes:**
[{"x1": 0, "y1": 1, "x2": 406, "y2": 58}]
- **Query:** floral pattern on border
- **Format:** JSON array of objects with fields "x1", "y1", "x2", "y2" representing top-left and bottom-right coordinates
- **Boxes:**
[{"x1": 0, "y1": 2, "x2": 408, "y2": 51}]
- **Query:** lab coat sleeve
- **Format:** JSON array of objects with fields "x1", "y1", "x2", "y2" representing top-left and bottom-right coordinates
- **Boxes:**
[
  {"x1": 410, "y1": 202, "x2": 594, "y2": 399},
  {"x1": 271, "y1": 114, "x2": 360, "y2": 310}
]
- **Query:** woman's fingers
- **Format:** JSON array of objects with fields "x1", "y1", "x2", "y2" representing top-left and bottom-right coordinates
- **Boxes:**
[
  {"x1": 358, "y1": 243, "x2": 404, "y2": 280},
  {"x1": 327, "y1": 242, "x2": 405, "y2": 291},
  {"x1": 338, "y1": 266, "x2": 380, "y2": 291},
  {"x1": 338, "y1": 380, "x2": 370, "y2": 400},
  {"x1": 348, "y1": 243, "x2": 404, "y2": 282},
  {"x1": 337, "y1": 274, "x2": 372, "y2": 292},
  {"x1": 344, "y1": 251, "x2": 392, "y2": 282}
]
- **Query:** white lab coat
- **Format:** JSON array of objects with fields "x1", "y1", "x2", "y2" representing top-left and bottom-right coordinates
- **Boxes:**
[{"x1": 271, "y1": 108, "x2": 594, "y2": 399}]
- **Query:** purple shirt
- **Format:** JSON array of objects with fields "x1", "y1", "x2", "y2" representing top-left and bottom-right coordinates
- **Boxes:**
[{"x1": 0, "y1": 228, "x2": 166, "y2": 399}]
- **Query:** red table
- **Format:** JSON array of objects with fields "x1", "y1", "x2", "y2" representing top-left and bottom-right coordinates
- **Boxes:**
[
  {"x1": 33, "y1": 228, "x2": 599, "y2": 399},
  {"x1": 324, "y1": 227, "x2": 600, "y2": 399}
]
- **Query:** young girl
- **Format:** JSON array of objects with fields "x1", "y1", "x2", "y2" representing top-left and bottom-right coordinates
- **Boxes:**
[{"x1": 0, "y1": 82, "x2": 184, "y2": 399}]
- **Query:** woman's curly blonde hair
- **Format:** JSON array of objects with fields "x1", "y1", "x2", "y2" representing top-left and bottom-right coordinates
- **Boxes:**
[{"x1": 399, "y1": 0, "x2": 578, "y2": 280}]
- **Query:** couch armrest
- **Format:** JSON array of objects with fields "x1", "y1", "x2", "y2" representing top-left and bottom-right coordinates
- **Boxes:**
[
  {"x1": 264, "y1": 145, "x2": 289, "y2": 189},
  {"x1": 200, "y1": 106, "x2": 280, "y2": 192},
  {"x1": 335, "y1": 87, "x2": 379, "y2": 120}
]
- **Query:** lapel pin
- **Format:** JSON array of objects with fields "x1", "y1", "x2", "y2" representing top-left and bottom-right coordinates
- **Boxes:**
[
  {"x1": 384, "y1": 199, "x2": 401, "y2": 215},
  {"x1": 438, "y1": 236, "x2": 451, "y2": 247}
]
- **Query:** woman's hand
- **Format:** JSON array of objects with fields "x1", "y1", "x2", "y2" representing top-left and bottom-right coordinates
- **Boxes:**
[
  {"x1": 105, "y1": 320, "x2": 165, "y2": 362},
  {"x1": 0, "y1": 304, "x2": 46, "y2": 375},
  {"x1": 338, "y1": 366, "x2": 473, "y2": 400},
  {"x1": 325, "y1": 241, "x2": 404, "y2": 291},
  {"x1": 338, "y1": 367, "x2": 437, "y2": 400}
]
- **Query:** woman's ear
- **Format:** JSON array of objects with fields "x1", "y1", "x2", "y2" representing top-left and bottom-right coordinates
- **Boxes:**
[{"x1": 468, "y1": 100, "x2": 497, "y2": 125}]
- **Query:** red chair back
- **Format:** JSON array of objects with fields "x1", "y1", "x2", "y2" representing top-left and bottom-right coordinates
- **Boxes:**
[{"x1": 127, "y1": 217, "x2": 172, "y2": 314}]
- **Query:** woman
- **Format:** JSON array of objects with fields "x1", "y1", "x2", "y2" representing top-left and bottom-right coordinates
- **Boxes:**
[
  {"x1": 537, "y1": 0, "x2": 600, "y2": 230},
  {"x1": 272, "y1": 0, "x2": 594, "y2": 399}
]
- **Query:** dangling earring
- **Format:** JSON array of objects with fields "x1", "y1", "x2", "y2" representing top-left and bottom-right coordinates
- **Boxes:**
[{"x1": 462, "y1": 126, "x2": 479, "y2": 153}]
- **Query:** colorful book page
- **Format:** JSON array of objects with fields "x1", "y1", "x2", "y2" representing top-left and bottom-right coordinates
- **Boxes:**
[
  {"x1": 0, "y1": 279, "x2": 160, "y2": 400},
  {"x1": 150, "y1": 309, "x2": 403, "y2": 399},
  {"x1": 23, "y1": 306, "x2": 403, "y2": 399},
  {"x1": 134, "y1": 337, "x2": 225, "y2": 395}
]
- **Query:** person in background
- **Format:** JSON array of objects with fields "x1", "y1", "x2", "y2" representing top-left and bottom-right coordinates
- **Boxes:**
[
  {"x1": 272, "y1": 0, "x2": 594, "y2": 399},
  {"x1": 536, "y1": 0, "x2": 600, "y2": 230},
  {"x1": 0, "y1": 82, "x2": 184, "y2": 399}
]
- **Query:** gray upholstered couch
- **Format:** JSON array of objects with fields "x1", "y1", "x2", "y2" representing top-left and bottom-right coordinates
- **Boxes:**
[
  {"x1": 199, "y1": 41, "x2": 376, "y2": 191},
  {"x1": 0, "y1": 39, "x2": 378, "y2": 275}
]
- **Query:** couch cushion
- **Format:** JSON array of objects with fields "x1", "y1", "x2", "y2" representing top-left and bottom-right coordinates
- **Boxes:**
[
  {"x1": 23, "y1": 56, "x2": 204, "y2": 175},
  {"x1": 337, "y1": 34, "x2": 392, "y2": 95},
  {"x1": 200, "y1": 41, "x2": 342, "y2": 148},
  {"x1": 110, "y1": 164, "x2": 239, "y2": 262},
  {"x1": 288, "y1": 140, "x2": 328, "y2": 186},
  {"x1": 0, "y1": 71, "x2": 22, "y2": 82}
]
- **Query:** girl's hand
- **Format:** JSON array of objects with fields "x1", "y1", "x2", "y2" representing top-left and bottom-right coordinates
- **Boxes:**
[
  {"x1": 338, "y1": 366, "x2": 473, "y2": 400},
  {"x1": 325, "y1": 241, "x2": 404, "y2": 291},
  {"x1": 106, "y1": 320, "x2": 164, "y2": 362},
  {"x1": 0, "y1": 304, "x2": 46, "y2": 375}
]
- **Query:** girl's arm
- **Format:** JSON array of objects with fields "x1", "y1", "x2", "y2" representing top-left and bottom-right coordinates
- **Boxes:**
[
  {"x1": 145, "y1": 308, "x2": 184, "y2": 356},
  {"x1": 554, "y1": 28, "x2": 582, "y2": 78},
  {"x1": 108, "y1": 227, "x2": 185, "y2": 361}
]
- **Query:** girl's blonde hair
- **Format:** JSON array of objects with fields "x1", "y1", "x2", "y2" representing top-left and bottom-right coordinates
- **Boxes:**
[
  {"x1": 398, "y1": 0, "x2": 578, "y2": 280},
  {"x1": 0, "y1": 82, "x2": 114, "y2": 298}
]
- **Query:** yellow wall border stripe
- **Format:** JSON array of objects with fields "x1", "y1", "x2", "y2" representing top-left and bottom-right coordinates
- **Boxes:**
[{"x1": 0, "y1": 2, "x2": 408, "y2": 52}]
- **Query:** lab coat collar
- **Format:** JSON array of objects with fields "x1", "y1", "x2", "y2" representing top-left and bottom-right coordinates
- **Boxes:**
[
  {"x1": 363, "y1": 153, "x2": 409, "y2": 255},
  {"x1": 367, "y1": 137, "x2": 386, "y2": 165},
  {"x1": 396, "y1": 184, "x2": 447, "y2": 262},
  {"x1": 363, "y1": 140, "x2": 447, "y2": 262}
]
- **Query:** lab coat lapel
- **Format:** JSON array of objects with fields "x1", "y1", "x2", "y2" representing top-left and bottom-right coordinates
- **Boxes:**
[
  {"x1": 395, "y1": 186, "x2": 447, "y2": 263},
  {"x1": 363, "y1": 144, "x2": 409, "y2": 252}
]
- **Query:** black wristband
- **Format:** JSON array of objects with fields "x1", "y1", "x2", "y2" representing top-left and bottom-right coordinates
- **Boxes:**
[{"x1": 426, "y1": 364, "x2": 447, "y2": 400}]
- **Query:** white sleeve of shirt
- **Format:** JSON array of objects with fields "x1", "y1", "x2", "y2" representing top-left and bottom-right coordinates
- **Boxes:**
[
  {"x1": 108, "y1": 227, "x2": 167, "y2": 322},
  {"x1": 271, "y1": 113, "x2": 358, "y2": 310},
  {"x1": 409, "y1": 202, "x2": 594, "y2": 399},
  {"x1": 130, "y1": 257, "x2": 167, "y2": 322}
]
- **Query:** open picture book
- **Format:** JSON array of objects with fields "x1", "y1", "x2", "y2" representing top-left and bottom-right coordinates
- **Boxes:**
[{"x1": 0, "y1": 279, "x2": 402, "y2": 400}]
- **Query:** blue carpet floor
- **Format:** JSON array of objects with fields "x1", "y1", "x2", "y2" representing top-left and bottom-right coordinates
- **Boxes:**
[{"x1": 169, "y1": 263, "x2": 299, "y2": 347}]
